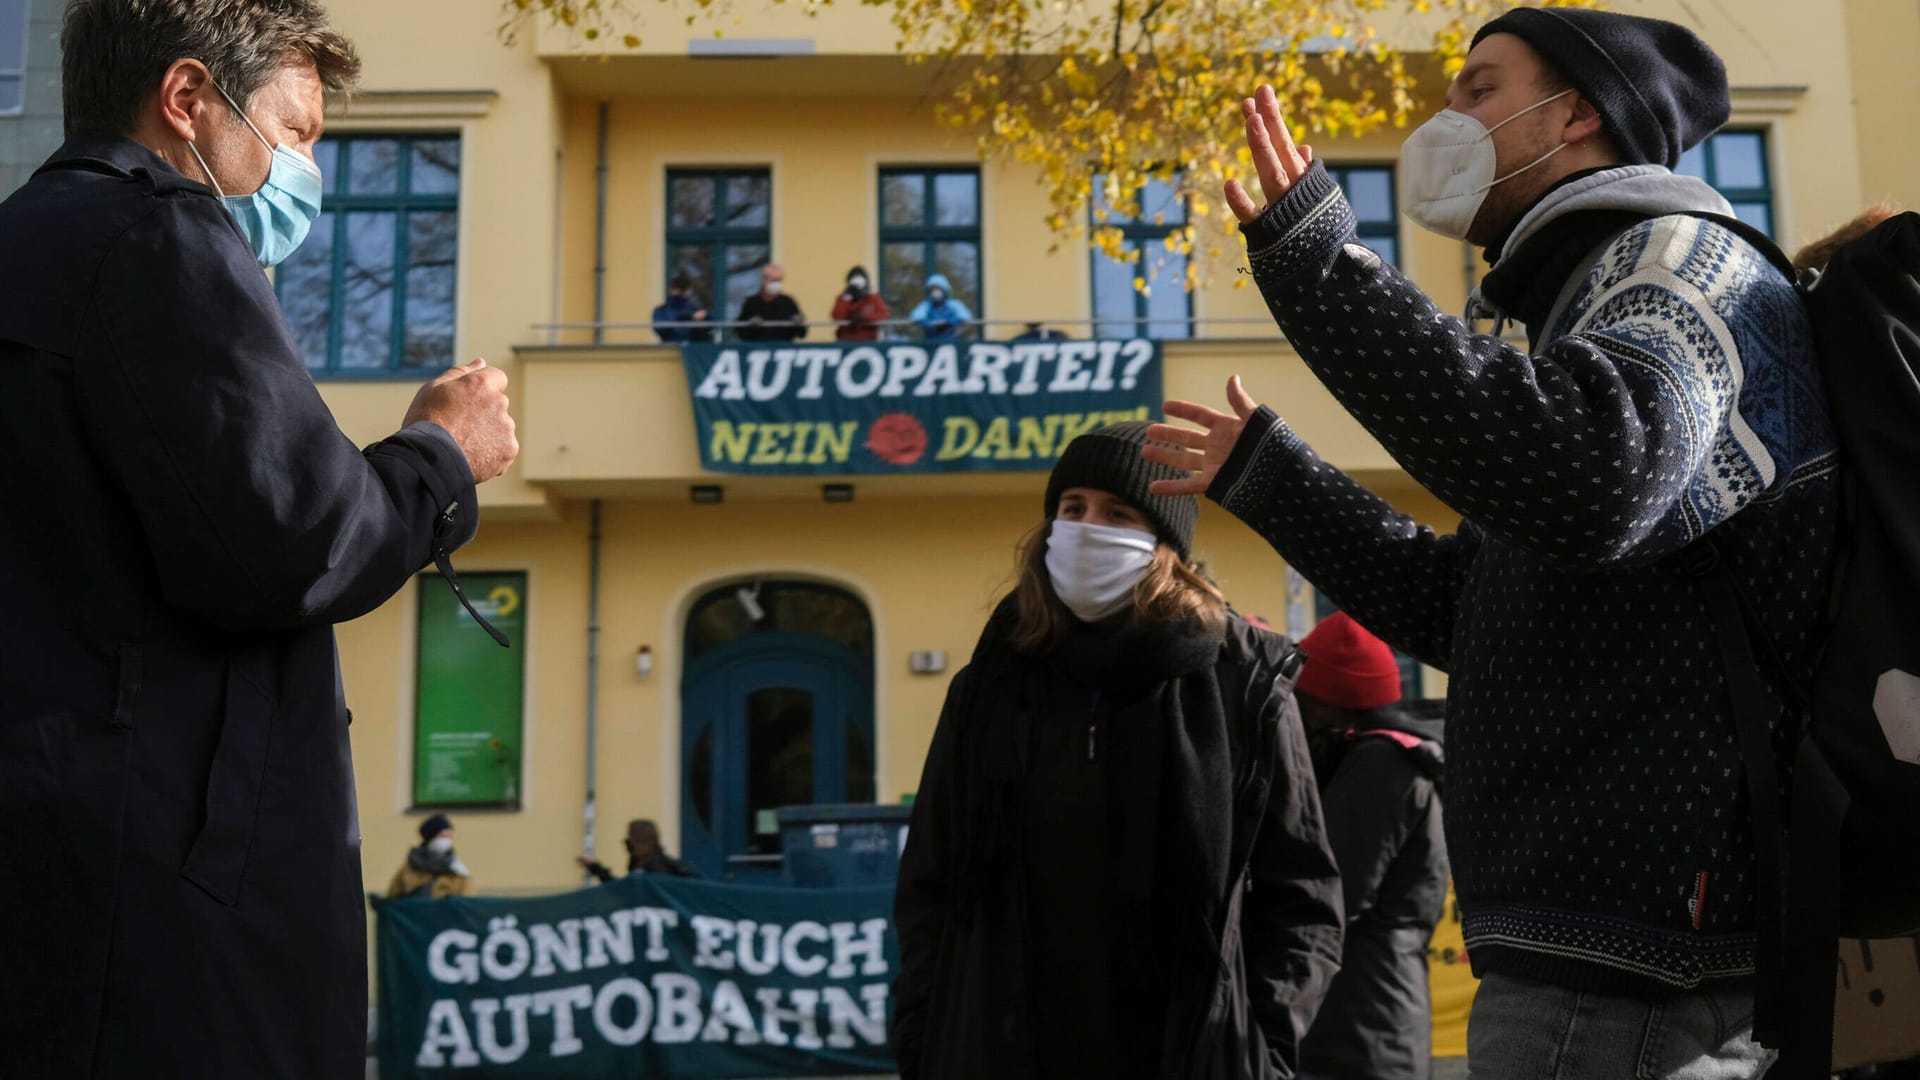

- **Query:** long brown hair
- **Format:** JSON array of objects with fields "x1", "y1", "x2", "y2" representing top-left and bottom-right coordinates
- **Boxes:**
[{"x1": 1007, "y1": 521, "x2": 1228, "y2": 655}]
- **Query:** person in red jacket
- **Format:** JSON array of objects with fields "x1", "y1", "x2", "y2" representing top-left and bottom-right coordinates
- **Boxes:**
[{"x1": 831, "y1": 265, "x2": 890, "y2": 341}]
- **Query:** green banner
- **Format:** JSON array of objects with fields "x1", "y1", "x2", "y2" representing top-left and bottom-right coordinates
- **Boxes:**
[
  {"x1": 374, "y1": 876, "x2": 898, "y2": 1078},
  {"x1": 681, "y1": 339, "x2": 1164, "y2": 475},
  {"x1": 414, "y1": 571, "x2": 527, "y2": 807}
]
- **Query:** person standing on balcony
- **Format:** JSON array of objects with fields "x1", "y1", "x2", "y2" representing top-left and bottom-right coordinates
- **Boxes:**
[
  {"x1": 737, "y1": 262, "x2": 806, "y2": 342},
  {"x1": 651, "y1": 272, "x2": 712, "y2": 344},
  {"x1": 832, "y1": 264, "x2": 890, "y2": 342},
  {"x1": 893, "y1": 422, "x2": 1342, "y2": 1080},
  {"x1": 1148, "y1": 10, "x2": 1835, "y2": 1078},
  {"x1": 909, "y1": 272, "x2": 973, "y2": 342},
  {"x1": 0, "y1": 1, "x2": 518, "y2": 1075}
]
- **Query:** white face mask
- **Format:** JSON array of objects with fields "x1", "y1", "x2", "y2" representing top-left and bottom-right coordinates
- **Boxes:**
[
  {"x1": 848, "y1": 275, "x2": 867, "y2": 291},
  {"x1": 1398, "y1": 88, "x2": 1575, "y2": 240},
  {"x1": 426, "y1": 836, "x2": 455, "y2": 855},
  {"x1": 764, "y1": 280, "x2": 784, "y2": 296},
  {"x1": 1044, "y1": 519, "x2": 1158, "y2": 624}
]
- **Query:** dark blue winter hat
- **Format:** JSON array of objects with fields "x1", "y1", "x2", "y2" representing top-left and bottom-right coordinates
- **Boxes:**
[
  {"x1": 419, "y1": 813, "x2": 453, "y2": 842},
  {"x1": 1473, "y1": 8, "x2": 1729, "y2": 169}
]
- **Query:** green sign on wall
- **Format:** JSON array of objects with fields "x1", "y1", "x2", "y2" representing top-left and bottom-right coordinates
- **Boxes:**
[{"x1": 414, "y1": 571, "x2": 527, "y2": 808}]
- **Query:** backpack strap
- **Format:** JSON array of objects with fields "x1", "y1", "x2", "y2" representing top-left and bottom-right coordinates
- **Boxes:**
[{"x1": 1691, "y1": 543, "x2": 1790, "y2": 1043}]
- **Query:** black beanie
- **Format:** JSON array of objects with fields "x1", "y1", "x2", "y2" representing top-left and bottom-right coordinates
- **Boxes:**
[
  {"x1": 1472, "y1": 8, "x2": 1729, "y2": 169},
  {"x1": 419, "y1": 813, "x2": 453, "y2": 843},
  {"x1": 1044, "y1": 422, "x2": 1198, "y2": 558}
]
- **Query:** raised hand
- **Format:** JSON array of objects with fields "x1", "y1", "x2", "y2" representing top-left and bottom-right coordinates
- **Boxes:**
[
  {"x1": 1225, "y1": 85, "x2": 1316, "y2": 225},
  {"x1": 1144, "y1": 376, "x2": 1264, "y2": 497}
]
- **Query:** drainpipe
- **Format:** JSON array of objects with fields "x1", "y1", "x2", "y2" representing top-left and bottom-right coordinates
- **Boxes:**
[
  {"x1": 583, "y1": 499, "x2": 603, "y2": 875},
  {"x1": 592, "y1": 102, "x2": 610, "y2": 345}
]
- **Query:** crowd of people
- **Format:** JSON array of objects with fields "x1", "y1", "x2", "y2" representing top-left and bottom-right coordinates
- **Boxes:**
[
  {"x1": 652, "y1": 263, "x2": 1009, "y2": 344},
  {"x1": 1, "y1": 0, "x2": 1902, "y2": 1076}
]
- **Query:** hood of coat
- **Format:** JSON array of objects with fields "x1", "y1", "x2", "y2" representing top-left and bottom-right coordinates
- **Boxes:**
[
  {"x1": 1497, "y1": 164, "x2": 1732, "y2": 269},
  {"x1": 923, "y1": 272, "x2": 955, "y2": 294}
]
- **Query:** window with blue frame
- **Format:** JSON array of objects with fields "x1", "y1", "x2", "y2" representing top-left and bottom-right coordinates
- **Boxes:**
[
  {"x1": 1090, "y1": 175, "x2": 1192, "y2": 340},
  {"x1": 276, "y1": 135, "x2": 461, "y2": 377},
  {"x1": 1313, "y1": 592, "x2": 1424, "y2": 700},
  {"x1": 1676, "y1": 129, "x2": 1774, "y2": 236},
  {"x1": 664, "y1": 168, "x2": 772, "y2": 335},
  {"x1": 1326, "y1": 165, "x2": 1399, "y2": 267},
  {"x1": 878, "y1": 167, "x2": 982, "y2": 337},
  {"x1": 1, "y1": 0, "x2": 29, "y2": 115}
]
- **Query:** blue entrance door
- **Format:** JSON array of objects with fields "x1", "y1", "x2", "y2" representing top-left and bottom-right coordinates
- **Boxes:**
[{"x1": 681, "y1": 631, "x2": 874, "y2": 879}]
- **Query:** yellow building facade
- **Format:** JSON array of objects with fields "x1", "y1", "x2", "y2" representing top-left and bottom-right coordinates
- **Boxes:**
[{"x1": 308, "y1": 0, "x2": 1920, "y2": 996}]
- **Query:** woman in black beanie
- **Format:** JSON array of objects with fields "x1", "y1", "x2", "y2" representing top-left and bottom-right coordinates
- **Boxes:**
[{"x1": 890, "y1": 422, "x2": 1343, "y2": 1080}]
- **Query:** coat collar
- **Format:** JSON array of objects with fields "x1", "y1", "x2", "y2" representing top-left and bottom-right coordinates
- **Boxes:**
[{"x1": 37, "y1": 134, "x2": 211, "y2": 196}]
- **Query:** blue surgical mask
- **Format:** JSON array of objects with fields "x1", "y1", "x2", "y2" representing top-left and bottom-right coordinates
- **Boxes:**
[{"x1": 186, "y1": 80, "x2": 323, "y2": 268}]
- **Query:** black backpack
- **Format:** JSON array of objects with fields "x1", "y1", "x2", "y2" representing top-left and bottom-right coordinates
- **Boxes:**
[{"x1": 1694, "y1": 211, "x2": 1920, "y2": 1077}]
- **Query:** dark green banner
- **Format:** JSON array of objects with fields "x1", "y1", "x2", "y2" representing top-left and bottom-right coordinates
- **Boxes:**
[
  {"x1": 414, "y1": 571, "x2": 527, "y2": 807},
  {"x1": 681, "y1": 339, "x2": 1163, "y2": 474},
  {"x1": 375, "y1": 876, "x2": 898, "y2": 1078}
]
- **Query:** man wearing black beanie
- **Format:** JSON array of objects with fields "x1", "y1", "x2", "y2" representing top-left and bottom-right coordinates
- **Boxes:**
[{"x1": 1150, "y1": 10, "x2": 1837, "y2": 1080}]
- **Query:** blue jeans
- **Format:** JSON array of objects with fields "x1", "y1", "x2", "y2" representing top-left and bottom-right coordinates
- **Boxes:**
[{"x1": 1467, "y1": 972, "x2": 1778, "y2": 1079}]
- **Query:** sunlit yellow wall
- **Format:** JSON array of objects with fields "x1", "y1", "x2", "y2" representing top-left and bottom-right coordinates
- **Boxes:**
[{"x1": 311, "y1": 0, "x2": 1908, "y2": 1001}]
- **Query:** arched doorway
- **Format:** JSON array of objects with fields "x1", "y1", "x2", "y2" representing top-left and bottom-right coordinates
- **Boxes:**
[{"x1": 680, "y1": 580, "x2": 875, "y2": 879}]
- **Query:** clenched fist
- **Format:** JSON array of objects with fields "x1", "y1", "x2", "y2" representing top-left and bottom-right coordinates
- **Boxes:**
[{"x1": 403, "y1": 358, "x2": 519, "y2": 484}]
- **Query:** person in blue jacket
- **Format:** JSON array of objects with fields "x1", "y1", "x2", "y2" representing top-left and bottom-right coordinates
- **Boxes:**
[
  {"x1": 909, "y1": 273, "x2": 974, "y2": 341},
  {"x1": 651, "y1": 273, "x2": 712, "y2": 343}
]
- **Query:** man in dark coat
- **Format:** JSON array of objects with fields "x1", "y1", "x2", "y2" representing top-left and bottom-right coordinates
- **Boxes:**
[
  {"x1": 1291, "y1": 613, "x2": 1448, "y2": 1080},
  {"x1": 0, "y1": 2, "x2": 518, "y2": 1076},
  {"x1": 576, "y1": 817, "x2": 700, "y2": 882}
]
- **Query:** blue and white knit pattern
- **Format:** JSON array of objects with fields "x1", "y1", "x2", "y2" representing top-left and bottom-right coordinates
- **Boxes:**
[{"x1": 1214, "y1": 161, "x2": 1839, "y2": 995}]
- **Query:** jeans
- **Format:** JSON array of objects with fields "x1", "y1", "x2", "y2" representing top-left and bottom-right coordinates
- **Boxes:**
[{"x1": 1467, "y1": 972, "x2": 1778, "y2": 1079}]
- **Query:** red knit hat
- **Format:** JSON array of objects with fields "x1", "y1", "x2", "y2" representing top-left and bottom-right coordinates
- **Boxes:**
[{"x1": 1297, "y1": 612, "x2": 1402, "y2": 710}]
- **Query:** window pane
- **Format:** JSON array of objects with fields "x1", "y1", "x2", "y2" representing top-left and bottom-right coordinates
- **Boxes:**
[
  {"x1": 725, "y1": 174, "x2": 770, "y2": 229},
  {"x1": 880, "y1": 242, "x2": 925, "y2": 323},
  {"x1": 1730, "y1": 202, "x2": 1774, "y2": 236},
  {"x1": 0, "y1": 75, "x2": 19, "y2": 113},
  {"x1": 409, "y1": 139, "x2": 461, "y2": 195},
  {"x1": 670, "y1": 175, "x2": 716, "y2": 230},
  {"x1": 1143, "y1": 245, "x2": 1191, "y2": 341},
  {"x1": 1341, "y1": 169, "x2": 1394, "y2": 224},
  {"x1": 881, "y1": 173, "x2": 925, "y2": 228},
  {"x1": 346, "y1": 139, "x2": 400, "y2": 196},
  {"x1": 689, "y1": 725, "x2": 713, "y2": 834},
  {"x1": 1675, "y1": 144, "x2": 1707, "y2": 180},
  {"x1": 933, "y1": 172, "x2": 978, "y2": 227},
  {"x1": 1714, "y1": 132, "x2": 1767, "y2": 191},
  {"x1": 723, "y1": 243, "x2": 770, "y2": 327},
  {"x1": 934, "y1": 241, "x2": 980, "y2": 315},
  {"x1": 339, "y1": 211, "x2": 396, "y2": 370},
  {"x1": 1090, "y1": 176, "x2": 1130, "y2": 227},
  {"x1": 1140, "y1": 177, "x2": 1186, "y2": 226},
  {"x1": 404, "y1": 211, "x2": 457, "y2": 370},
  {"x1": 669, "y1": 244, "x2": 716, "y2": 311},
  {"x1": 0, "y1": 0, "x2": 22, "y2": 68},
  {"x1": 277, "y1": 211, "x2": 335, "y2": 370},
  {"x1": 745, "y1": 688, "x2": 814, "y2": 856},
  {"x1": 1091, "y1": 248, "x2": 1138, "y2": 339},
  {"x1": 311, "y1": 140, "x2": 339, "y2": 196}
]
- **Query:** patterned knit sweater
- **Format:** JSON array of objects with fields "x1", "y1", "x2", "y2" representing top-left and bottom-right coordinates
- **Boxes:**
[{"x1": 1211, "y1": 161, "x2": 1839, "y2": 995}]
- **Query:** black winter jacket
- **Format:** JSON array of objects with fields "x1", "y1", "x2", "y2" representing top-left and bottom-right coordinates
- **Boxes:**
[
  {"x1": 892, "y1": 605, "x2": 1343, "y2": 1080},
  {"x1": 0, "y1": 137, "x2": 479, "y2": 1079},
  {"x1": 1300, "y1": 701, "x2": 1448, "y2": 1080}
]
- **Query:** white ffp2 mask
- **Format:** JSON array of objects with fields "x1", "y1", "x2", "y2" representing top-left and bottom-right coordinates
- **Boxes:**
[
  {"x1": 1398, "y1": 89, "x2": 1574, "y2": 240},
  {"x1": 1044, "y1": 519, "x2": 1158, "y2": 624}
]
